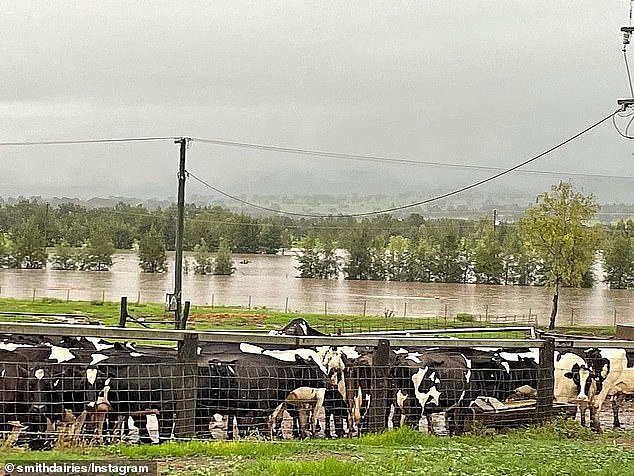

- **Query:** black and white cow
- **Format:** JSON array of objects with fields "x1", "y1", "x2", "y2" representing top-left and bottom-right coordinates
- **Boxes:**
[
  {"x1": 197, "y1": 342, "x2": 349, "y2": 439},
  {"x1": 553, "y1": 347, "x2": 634, "y2": 431},
  {"x1": 268, "y1": 318, "x2": 328, "y2": 337},
  {"x1": 0, "y1": 335, "x2": 181, "y2": 445},
  {"x1": 554, "y1": 351, "x2": 597, "y2": 425},
  {"x1": 389, "y1": 349, "x2": 471, "y2": 435},
  {"x1": 579, "y1": 348, "x2": 634, "y2": 432},
  {"x1": 460, "y1": 347, "x2": 539, "y2": 403}
]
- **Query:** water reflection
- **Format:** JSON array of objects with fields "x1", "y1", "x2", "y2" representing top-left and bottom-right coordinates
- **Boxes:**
[{"x1": 0, "y1": 253, "x2": 631, "y2": 327}]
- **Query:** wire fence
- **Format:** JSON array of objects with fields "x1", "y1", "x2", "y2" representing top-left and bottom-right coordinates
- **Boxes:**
[
  {"x1": 0, "y1": 285, "x2": 541, "y2": 328},
  {"x1": 0, "y1": 284, "x2": 630, "y2": 330},
  {"x1": 1, "y1": 325, "x2": 633, "y2": 449}
]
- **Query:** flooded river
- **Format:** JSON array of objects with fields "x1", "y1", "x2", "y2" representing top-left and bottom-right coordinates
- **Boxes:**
[{"x1": 0, "y1": 253, "x2": 632, "y2": 327}]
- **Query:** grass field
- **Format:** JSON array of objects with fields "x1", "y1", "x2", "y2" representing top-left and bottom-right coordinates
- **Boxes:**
[
  {"x1": 0, "y1": 297, "x2": 618, "y2": 338},
  {"x1": 1, "y1": 424, "x2": 634, "y2": 475}
]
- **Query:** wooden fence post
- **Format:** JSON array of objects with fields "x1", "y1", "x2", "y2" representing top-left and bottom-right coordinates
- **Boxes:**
[
  {"x1": 367, "y1": 338, "x2": 390, "y2": 433},
  {"x1": 174, "y1": 332, "x2": 199, "y2": 439},
  {"x1": 180, "y1": 301, "x2": 191, "y2": 330},
  {"x1": 118, "y1": 297, "x2": 128, "y2": 328},
  {"x1": 536, "y1": 337, "x2": 554, "y2": 422}
]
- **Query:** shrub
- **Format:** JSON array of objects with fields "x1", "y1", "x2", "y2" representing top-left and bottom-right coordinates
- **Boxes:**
[{"x1": 456, "y1": 313, "x2": 475, "y2": 322}]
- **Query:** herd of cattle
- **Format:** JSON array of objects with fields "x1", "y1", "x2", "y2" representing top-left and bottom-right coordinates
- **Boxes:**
[{"x1": 0, "y1": 319, "x2": 633, "y2": 448}]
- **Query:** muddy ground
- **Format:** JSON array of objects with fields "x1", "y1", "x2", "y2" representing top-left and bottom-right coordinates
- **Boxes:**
[{"x1": 206, "y1": 400, "x2": 634, "y2": 440}]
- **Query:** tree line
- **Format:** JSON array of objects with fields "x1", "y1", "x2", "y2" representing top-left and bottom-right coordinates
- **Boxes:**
[{"x1": 0, "y1": 183, "x2": 632, "y2": 293}]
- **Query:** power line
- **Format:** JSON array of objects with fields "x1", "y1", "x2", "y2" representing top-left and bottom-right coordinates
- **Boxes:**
[
  {"x1": 0, "y1": 133, "x2": 628, "y2": 180},
  {"x1": 188, "y1": 109, "x2": 619, "y2": 218},
  {"x1": 0, "y1": 136, "x2": 178, "y2": 147},
  {"x1": 190, "y1": 136, "x2": 632, "y2": 180}
]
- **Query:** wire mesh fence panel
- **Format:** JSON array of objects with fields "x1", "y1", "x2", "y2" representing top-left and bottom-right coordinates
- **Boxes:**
[{"x1": 1, "y1": 330, "x2": 634, "y2": 449}]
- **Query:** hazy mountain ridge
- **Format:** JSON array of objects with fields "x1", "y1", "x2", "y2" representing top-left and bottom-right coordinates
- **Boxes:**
[{"x1": 1, "y1": 190, "x2": 632, "y2": 223}]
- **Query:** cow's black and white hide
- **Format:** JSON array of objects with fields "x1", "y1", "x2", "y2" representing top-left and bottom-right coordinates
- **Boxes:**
[
  {"x1": 198, "y1": 352, "x2": 335, "y2": 439},
  {"x1": 0, "y1": 343, "x2": 71, "y2": 448},
  {"x1": 554, "y1": 351, "x2": 597, "y2": 425},
  {"x1": 334, "y1": 350, "x2": 374, "y2": 437},
  {"x1": 268, "y1": 318, "x2": 328, "y2": 337},
  {"x1": 459, "y1": 347, "x2": 539, "y2": 403},
  {"x1": 92, "y1": 348, "x2": 179, "y2": 443},
  {"x1": 577, "y1": 348, "x2": 634, "y2": 432},
  {"x1": 389, "y1": 350, "x2": 470, "y2": 435},
  {"x1": 269, "y1": 386, "x2": 325, "y2": 439},
  {"x1": 34, "y1": 338, "x2": 178, "y2": 444}
]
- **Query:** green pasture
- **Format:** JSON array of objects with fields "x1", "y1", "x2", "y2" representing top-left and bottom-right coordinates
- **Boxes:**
[
  {"x1": 1, "y1": 424, "x2": 633, "y2": 475},
  {"x1": 0, "y1": 297, "x2": 617, "y2": 338}
]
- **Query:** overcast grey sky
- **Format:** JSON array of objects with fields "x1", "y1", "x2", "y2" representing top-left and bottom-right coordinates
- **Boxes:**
[{"x1": 1, "y1": 0, "x2": 633, "y2": 206}]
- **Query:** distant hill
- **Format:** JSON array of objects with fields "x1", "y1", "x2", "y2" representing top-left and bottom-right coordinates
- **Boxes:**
[{"x1": 1, "y1": 191, "x2": 632, "y2": 223}]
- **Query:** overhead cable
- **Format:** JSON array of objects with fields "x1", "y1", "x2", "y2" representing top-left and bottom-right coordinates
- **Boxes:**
[
  {"x1": 0, "y1": 136, "x2": 178, "y2": 147},
  {"x1": 188, "y1": 109, "x2": 619, "y2": 218},
  {"x1": 190, "y1": 136, "x2": 630, "y2": 180}
]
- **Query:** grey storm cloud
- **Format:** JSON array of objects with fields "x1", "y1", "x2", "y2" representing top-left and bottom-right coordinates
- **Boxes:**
[{"x1": 1, "y1": 0, "x2": 632, "y2": 204}]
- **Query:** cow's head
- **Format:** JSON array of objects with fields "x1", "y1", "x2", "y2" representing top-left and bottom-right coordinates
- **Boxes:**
[
  {"x1": 321, "y1": 347, "x2": 346, "y2": 397},
  {"x1": 26, "y1": 366, "x2": 56, "y2": 416},
  {"x1": 564, "y1": 363, "x2": 600, "y2": 403}
]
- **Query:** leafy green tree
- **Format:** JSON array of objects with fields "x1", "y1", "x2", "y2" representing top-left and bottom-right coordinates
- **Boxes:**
[
  {"x1": 386, "y1": 235, "x2": 411, "y2": 281},
  {"x1": 344, "y1": 229, "x2": 374, "y2": 280},
  {"x1": 79, "y1": 227, "x2": 115, "y2": 271},
  {"x1": 138, "y1": 226, "x2": 168, "y2": 273},
  {"x1": 49, "y1": 239, "x2": 79, "y2": 270},
  {"x1": 317, "y1": 241, "x2": 341, "y2": 279},
  {"x1": 519, "y1": 182, "x2": 599, "y2": 329},
  {"x1": 213, "y1": 238, "x2": 234, "y2": 275},
  {"x1": 259, "y1": 221, "x2": 286, "y2": 254},
  {"x1": 13, "y1": 217, "x2": 47, "y2": 269},
  {"x1": 407, "y1": 237, "x2": 435, "y2": 282},
  {"x1": 430, "y1": 229, "x2": 463, "y2": 283},
  {"x1": 231, "y1": 214, "x2": 260, "y2": 253},
  {"x1": 603, "y1": 220, "x2": 634, "y2": 289},
  {"x1": 471, "y1": 224, "x2": 504, "y2": 284},
  {"x1": 368, "y1": 238, "x2": 388, "y2": 280},
  {"x1": 193, "y1": 238, "x2": 213, "y2": 275},
  {"x1": 296, "y1": 236, "x2": 322, "y2": 278},
  {"x1": 0, "y1": 233, "x2": 15, "y2": 268},
  {"x1": 500, "y1": 226, "x2": 540, "y2": 285}
]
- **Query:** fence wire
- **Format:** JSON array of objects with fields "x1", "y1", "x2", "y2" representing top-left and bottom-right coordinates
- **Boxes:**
[{"x1": 0, "y1": 337, "x2": 631, "y2": 449}]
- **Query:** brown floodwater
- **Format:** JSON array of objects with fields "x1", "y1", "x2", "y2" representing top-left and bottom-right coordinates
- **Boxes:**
[{"x1": 0, "y1": 253, "x2": 632, "y2": 327}]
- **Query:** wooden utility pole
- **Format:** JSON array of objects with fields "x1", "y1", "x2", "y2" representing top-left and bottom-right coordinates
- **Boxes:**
[{"x1": 174, "y1": 138, "x2": 190, "y2": 329}]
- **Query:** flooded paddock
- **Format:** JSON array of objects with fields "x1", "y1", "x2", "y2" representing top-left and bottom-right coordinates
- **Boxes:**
[{"x1": 0, "y1": 253, "x2": 632, "y2": 327}]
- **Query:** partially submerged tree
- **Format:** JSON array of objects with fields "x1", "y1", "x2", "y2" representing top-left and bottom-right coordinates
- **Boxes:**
[
  {"x1": 603, "y1": 220, "x2": 634, "y2": 289},
  {"x1": 519, "y1": 182, "x2": 599, "y2": 329},
  {"x1": 78, "y1": 227, "x2": 115, "y2": 271},
  {"x1": 296, "y1": 236, "x2": 341, "y2": 279},
  {"x1": 213, "y1": 237, "x2": 234, "y2": 275},
  {"x1": 49, "y1": 239, "x2": 79, "y2": 270},
  {"x1": 193, "y1": 238, "x2": 213, "y2": 275},
  {"x1": 471, "y1": 224, "x2": 503, "y2": 284},
  {"x1": 13, "y1": 217, "x2": 47, "y2": 269},
  {"x1": 138, "y1": 226, "x2": 168, "y2": 273}
]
